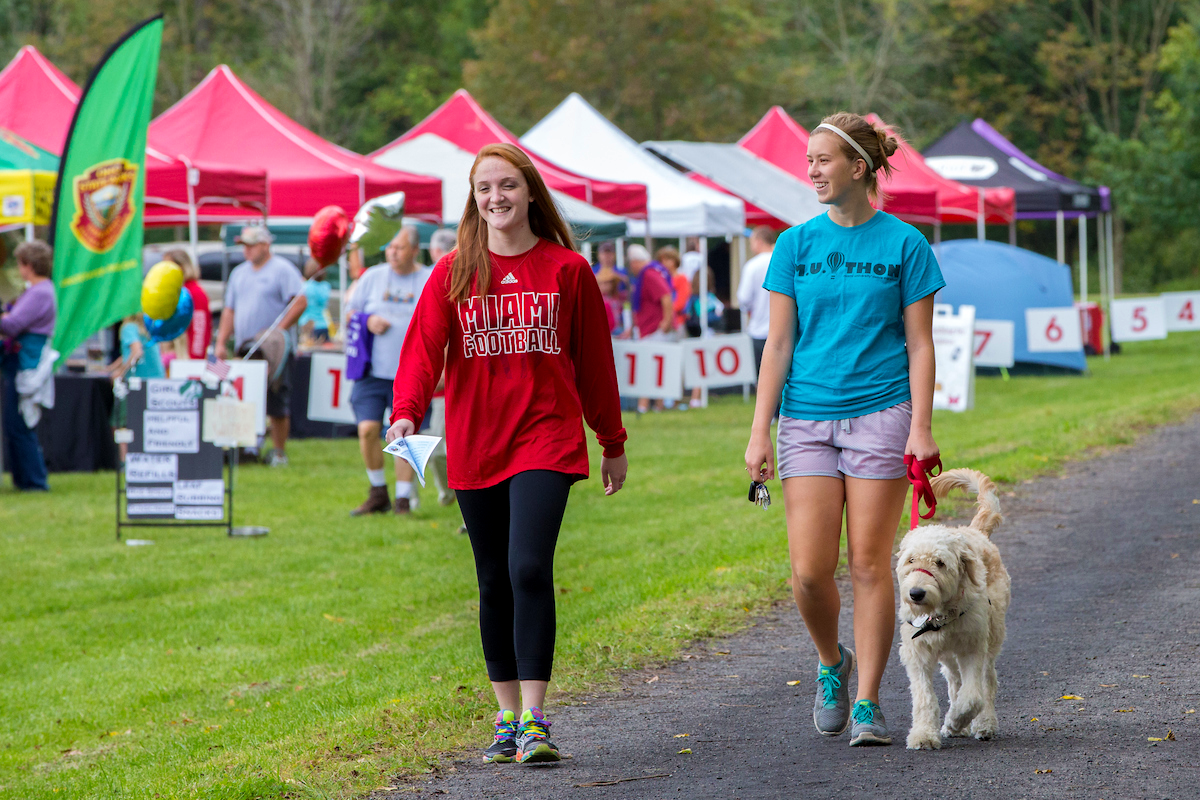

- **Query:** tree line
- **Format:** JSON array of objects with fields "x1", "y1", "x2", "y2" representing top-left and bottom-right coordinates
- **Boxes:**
[{"x1": 1, "y1": 0, "x2": 1195, "y2": 291}]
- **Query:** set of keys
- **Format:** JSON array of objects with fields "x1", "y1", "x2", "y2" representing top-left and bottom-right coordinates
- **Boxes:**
[{"x1": 748, "y1": 480, "x2": 771, "y2": 510}]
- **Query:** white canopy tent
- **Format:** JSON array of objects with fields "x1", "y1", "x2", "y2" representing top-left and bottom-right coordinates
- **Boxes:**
[
  {"x1": 523, "y1": 93, "x2": 745, "y2": 238},
  {"x1": 372, "y1": 132, "x2": 630, "y2": 241},
  {"x1": 643, "y1": 140, "x2": 824, "y2": 227}
]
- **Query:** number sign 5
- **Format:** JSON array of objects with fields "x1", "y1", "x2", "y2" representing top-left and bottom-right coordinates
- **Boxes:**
[{"x1": 1110, "y1": 297, "x2": 1167, "y2": 342}]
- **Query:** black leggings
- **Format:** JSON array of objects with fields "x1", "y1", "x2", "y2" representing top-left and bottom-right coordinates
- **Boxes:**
[{"x1": 457, "y1": 470, "x2": 572, "y2": 682}]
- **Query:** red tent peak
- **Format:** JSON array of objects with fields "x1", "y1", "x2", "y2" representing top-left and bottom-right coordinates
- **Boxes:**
[
  {"x1": 0, "y1": 44, "x2": 81, "y2": 152},
  {"x1": 381, "y1": 87, "x2": 518, "y2": 155}
]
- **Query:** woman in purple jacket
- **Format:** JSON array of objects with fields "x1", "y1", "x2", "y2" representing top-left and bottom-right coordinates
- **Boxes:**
[{"x1": 0, "y1": 240, "x2": 56, "y2": 490}]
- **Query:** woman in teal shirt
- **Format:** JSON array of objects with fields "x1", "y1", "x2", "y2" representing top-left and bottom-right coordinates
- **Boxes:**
[{"x1": 744, "y1": 112, "x2": 943, "y2": 747}]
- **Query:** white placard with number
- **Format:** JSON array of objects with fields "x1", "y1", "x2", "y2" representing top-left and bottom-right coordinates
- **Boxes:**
[
  {"x1": 682, "y1": 334, "x2": 757, "y2": 389},
  {"x1": 1025, "y1": 307, "x2": 1083, "y2": 353},
  {"x1": 169, "y1": 359, "x2": 268, "y2": 434},
  {"x1": 612, "y1": 339, "x2": 683, "y2": 399},
  {"x1": 932, "y1": 304, "x2": 975, "y2": 412},
  {"x1": 308, "y1": 351, "x2": 358, "y2": 424},
  {"x1": 972, "y1": 319, "x2": 1015, "y2": 368},
  {"x1": 1160, "y1": 291, "x2": 1200, "y2": 332},
  {"x1": 1110, "y1": 297, "x2": 1167, "y2": 342}
]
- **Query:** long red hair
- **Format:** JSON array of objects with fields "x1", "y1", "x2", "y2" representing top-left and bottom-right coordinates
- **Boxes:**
[{"x1": 449, "y1": 143, "x2": 575, "y2": 303}]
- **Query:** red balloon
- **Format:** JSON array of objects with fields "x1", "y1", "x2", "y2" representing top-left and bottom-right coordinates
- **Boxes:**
[{"x1": 308, "y1": 205, "x2": 353, "y2": 268}]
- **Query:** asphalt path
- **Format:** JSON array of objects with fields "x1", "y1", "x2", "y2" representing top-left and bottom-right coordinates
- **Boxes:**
[{"x1": 398, "y1": 416, "x2": 1200, "y2": 800}]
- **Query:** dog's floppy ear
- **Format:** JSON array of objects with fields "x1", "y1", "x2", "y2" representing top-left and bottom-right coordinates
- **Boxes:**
[{"x1": 960, "y1": 549, "x2": 985, "y2": 589}]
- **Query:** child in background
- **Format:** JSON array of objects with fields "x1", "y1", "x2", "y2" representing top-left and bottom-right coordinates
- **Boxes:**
[
  {"x1": 110, "y1": 313, "x2": 165, "y2": 380},
  {"x1": 683, "y1": 266, "x2": 725, "y2": 408},
  {"x1": 301, "y1": 257, "x2": 332, "y2": 344}
]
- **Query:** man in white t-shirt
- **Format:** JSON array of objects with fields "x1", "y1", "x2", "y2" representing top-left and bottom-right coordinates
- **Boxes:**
[
  {"x1": 345, "y1": 226, "x2": 433, "y2": 515},
  {"x1": 680, "y1": 237, "x2": 704, "y2": 282},
  {"x1": 736, "y1": 226, "x2": 777, "y2": 377}
]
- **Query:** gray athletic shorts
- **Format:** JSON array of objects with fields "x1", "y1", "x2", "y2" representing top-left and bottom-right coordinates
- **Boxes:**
[{"x1": 777, "y1": 400, "x2": 912, "y2": 480}]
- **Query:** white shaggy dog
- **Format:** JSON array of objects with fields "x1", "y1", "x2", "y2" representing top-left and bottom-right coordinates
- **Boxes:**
[{"x1": 896, "y1": 468, "x2": 1011, "y2": 750}]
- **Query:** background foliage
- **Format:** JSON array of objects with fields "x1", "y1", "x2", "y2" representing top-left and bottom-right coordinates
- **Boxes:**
[{"x1": 1, "y1": 0, "x2": 1197, "y2": 289}]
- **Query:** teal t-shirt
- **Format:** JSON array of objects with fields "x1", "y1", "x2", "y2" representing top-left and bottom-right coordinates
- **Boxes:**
[
  {"x1": 120, "y1": 322, "x2": 165, "y2": 379},
  {"x1": 763, "y1": 211, "x2": 945, "y2": 420}
]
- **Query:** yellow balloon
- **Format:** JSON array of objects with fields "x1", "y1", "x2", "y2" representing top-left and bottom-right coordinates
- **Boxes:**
[{"x1": 141, "y1": 261, "x2": 184, "y2": 320}]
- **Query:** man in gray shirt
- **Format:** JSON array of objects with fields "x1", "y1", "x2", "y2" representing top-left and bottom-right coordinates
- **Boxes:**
[
  {"x1": 216, "y1": 225, "x2": 307, "y2": 466},
  {"x1": 344, "y1": 226, "x2": 433, "y2": 515}
]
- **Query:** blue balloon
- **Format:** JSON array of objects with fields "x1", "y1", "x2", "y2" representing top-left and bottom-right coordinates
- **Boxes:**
[{"x1": 145, "y1": 288, "x2": 194, "y2": 343}]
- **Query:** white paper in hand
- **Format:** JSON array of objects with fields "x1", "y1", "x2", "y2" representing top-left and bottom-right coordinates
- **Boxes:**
[{"x1": 382, "y1": 434, "x2": 442, "y2": 487}]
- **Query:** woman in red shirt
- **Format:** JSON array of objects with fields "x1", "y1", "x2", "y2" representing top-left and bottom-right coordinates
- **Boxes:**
[{"x1": 388, "y1": 143, "x2": 628, "y2": 765}]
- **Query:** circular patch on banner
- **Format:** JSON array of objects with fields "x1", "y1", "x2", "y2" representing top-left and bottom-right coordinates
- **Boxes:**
[{"x1": 70, "y1": 158, "x2": 139, "y2": 253}]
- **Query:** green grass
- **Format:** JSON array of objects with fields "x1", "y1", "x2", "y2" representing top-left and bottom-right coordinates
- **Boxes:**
[{"x1": 2, "y1": 331, "x2": 1199, "y2": 799}]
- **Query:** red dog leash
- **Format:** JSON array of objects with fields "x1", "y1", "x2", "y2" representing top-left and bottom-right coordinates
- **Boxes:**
[{"x1": 904, "y1": 454, "x2": 943, "y2": 529}]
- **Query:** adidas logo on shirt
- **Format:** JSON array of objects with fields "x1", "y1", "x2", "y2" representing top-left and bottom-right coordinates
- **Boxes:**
[{"x1": 501, "y1": 272, "x2": 517, "y2": 284}]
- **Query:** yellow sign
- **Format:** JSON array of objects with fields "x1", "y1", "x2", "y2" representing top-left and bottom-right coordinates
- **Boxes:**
[
  {"x1": 0, "y1": 171, "x2": 56, "y2": 225},
  {"x1": 70, "y1": 158, "x2": 139, "y2": 253}
]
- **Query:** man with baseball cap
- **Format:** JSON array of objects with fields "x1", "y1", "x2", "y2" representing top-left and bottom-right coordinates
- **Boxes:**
[{"x1": 216, "y1": 225, "x2": 307, "y2": 466}]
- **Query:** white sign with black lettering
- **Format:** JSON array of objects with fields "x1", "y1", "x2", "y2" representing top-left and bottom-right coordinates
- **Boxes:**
[
  {"x1": 932, "y1": 304, "x2": 976, "y2": 412},
  {"x1": 308, "y1": 351, "x2": 357, "y2": 424},
  {"x1": 174, "y1": 479, "x2": 224, "y2": 505},
  {"x1": 972, "y1": 319, "x2": 1015, "y2": 368},
  {"x1": 127, "y1": 503, "x2": 176, "y2": 516},
  {"x1": 1025, "y1": 307, "x2": 1083, "y2": 353},
  {"x1": 125, "y1": 453, "x2": 178, "y2": 483},
  {"x1": 147, "y1": 379, "x2": 200, "y2": 410},
  {"x1": 612, "y1": 339, "x2": 683, "y2": 399},
  {"x1": 175, "y1": 505, "x2": 224, "y2": 521},
  {"x1": 126, "y1": 485, "x2": 173, "y2": 500},
  {"x1": 1110, "y1": 297, "x2": 1167, "y2": 342},
  {"x1": 144, "y1": 411, "x2": 200, "y2": 453},
  {"x1": 1159, "y1": 291, "x2": 1200, "y2": 333},
  {"x1": 682, "y1": 334, "x2": 757, "y2": 389}
]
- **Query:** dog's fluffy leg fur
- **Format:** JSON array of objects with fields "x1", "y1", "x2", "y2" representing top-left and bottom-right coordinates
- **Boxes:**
[
  {"x1": 902, "y1": 646, "x2": 942, "y2": 750},
  {"x1": 930, "y1": 468, "x2": 1003, "y2": 537},
  {"x1": 942, "y1": 653, "x2": 986, "y2": 736},
  {"x1": 940, "y1": 658, "x2": 963, "y2": 734},
  {"x1": 970, "y1": 658, "x2": 1000, "y2": 740}
]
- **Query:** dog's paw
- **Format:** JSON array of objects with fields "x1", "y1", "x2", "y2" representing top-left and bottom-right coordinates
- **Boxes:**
[
  {"x1": 971, "y1": 718, "x2": 998, "y2": 740},
  {"x1": 940, "y1": 723, "x2": 968, "y2": 738},
  {"x1": 906, "y1": 729, "x2": 942, "y2": 750}
]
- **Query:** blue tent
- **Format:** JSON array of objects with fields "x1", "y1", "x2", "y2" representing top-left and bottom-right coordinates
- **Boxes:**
[{"x1": 935, "y1": 240, "x2": 1085, "y2": 372}]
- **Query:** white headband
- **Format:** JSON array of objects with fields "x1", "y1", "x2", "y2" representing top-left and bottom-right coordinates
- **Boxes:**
[{"x1": 815, "y1": 123, "x2": 874, "y2": 171}]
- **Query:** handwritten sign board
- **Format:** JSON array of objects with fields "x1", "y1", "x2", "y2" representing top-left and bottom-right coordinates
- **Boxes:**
[{"x1": 117, "y1": 378, "x2": 230, "y2": 535}]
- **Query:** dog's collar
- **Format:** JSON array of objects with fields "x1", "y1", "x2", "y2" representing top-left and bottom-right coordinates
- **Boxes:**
[{"x1": 906, "y1": 611, "x2": 966, "y2": 639}]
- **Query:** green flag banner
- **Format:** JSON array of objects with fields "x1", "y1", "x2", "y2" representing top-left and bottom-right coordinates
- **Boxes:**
[{"x1": 49, "y1": 15, "x2": 163, "y2": 360}]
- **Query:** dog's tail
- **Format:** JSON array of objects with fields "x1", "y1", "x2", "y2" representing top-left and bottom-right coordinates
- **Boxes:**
[{"x1": 930, "y1": 468, "x2": 1003, "y2": 537}]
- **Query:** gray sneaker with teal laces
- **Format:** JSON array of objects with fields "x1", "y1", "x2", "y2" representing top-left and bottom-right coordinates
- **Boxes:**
[
  {"x1": 813, "y1": 644, "x2": 855, "y2": 735},
  {"x1": 848, "y1": 699, "x2": 892, "y2": 746}
]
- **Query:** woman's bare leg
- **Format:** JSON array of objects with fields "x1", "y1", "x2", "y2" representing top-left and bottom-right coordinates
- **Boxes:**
[
  {"x1": 782, "y1": 476, "x2": 846, "y2": 666},
  {"x1": 844, "y1": 476, "x2": 908, "y2": 703}
]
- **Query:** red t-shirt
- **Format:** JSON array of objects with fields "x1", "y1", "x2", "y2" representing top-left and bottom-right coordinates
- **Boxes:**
[
  {"x1": 183, "y1": 280, "x2": 212, "y2": 359},
  {"x1": 635, "y1": 267, "x2": 671, "y2": 335},
  {"x1": 392, "y1": 239, "x2": 627, "y2": 490}
]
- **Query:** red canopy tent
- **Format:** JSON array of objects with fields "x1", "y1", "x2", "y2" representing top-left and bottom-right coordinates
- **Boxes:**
[
  {"x1": 739, "y1": 106, "x2": 939, "y2": 223},
  {"x1": 371, "y1": 89, "x2": 647, "y2": 219},
  {"x1": 686, "y1": 173, "x2": 785, "y2": 229},
  {"x1": 864, "y1": 113, "x2": 1015, "y2": 229},
  {"x1": 149, "y1": 65, "x2": 441, "y2": 220},
  {"x1": 0, "y1": 46, "x2": 269, "y2": 227},
  {"x1": 0, "y1": 45, "x2": 79, "y2": 154}
]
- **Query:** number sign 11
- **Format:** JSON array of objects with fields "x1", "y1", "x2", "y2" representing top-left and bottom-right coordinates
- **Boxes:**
[{"x1": 611, "y1": 340, "x2": 683, "y2": 399}]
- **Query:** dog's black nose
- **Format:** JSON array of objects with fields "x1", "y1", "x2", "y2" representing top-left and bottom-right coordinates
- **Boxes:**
[{"x1": 909, "y1": 587, "x2": 926, "y2": 603}]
